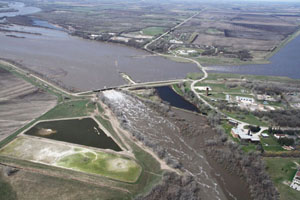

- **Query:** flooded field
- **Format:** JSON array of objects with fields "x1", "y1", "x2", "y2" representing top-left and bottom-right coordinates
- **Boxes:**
[
  {"x1": 0, "y1": 2, "x2": 40, "y2": 18},
  {"x1": 155, "y1": 86, "x2": 199, "y2": 112},
  {"x1": 24, "y1": 118, "x2": 122, "y2": 151},
  {"x1": 207, "y1": 35, "x2": 300, "y2": 79},
  {"x1": 0, "y1": 23, "x2": 200, "y2": 91}
]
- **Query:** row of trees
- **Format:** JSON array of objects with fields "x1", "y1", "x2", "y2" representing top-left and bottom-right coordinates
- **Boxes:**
[
  {"x1": 268, "y1": 127, "x2": 300, "y2": 136},
  {"x1": 254, "y1": 109, "x2": 300, "y2": 127},
  {"x1": 205, "y1": 144, "x2": 279, "y2": 200},
  {"x1": 135, "y1": 172, "x2": 202, "y2": 200}
]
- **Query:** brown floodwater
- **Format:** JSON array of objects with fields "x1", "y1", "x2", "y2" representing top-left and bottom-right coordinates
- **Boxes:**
[
  {"x1": 206, "y1": 155, "x2": 252, "y2": 200},
  {"x1": 0, "y1": 24, "x2": 200, "y2": 91}
]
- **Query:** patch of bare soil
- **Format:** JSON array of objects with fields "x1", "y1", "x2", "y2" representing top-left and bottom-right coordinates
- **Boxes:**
[{"x1": 0, "y1": 67, "x2": 57, "y2": 141}]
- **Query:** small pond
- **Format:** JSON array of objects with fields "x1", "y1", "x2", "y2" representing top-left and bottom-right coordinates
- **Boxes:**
[
  {"x1": 25, "y1": 118, "x2": 122, "y2": 151},
  {"x1": 155, "y1": 86, "x2": 199, "y2": 113}
]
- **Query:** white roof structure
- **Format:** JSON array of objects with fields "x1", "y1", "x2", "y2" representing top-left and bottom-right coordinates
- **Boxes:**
[
  {"x1": 251, "y1": 135, "x2": 260, "y2": 142},
  {"x1": 291, "y1": 171, "x2": 300, "y2": 191},
  {"x1": 239, "y1": 134, "x2": 252, "y2": 140},
  {"x1": 231, "y1": 127, "x2": 260, "y2": 141},
  {"x1": 194, "y1": 86, "x2": 211, "y2": 91},
  {"x1": 261, "y1": 133, "x2": 269, "y2": 137}
]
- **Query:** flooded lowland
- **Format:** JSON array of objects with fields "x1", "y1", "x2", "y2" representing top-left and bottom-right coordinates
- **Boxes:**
[
  {"x1": 0, "y1": 24, "x2": 200, "y2": 91},
  {"x1": 24, "y1": 118, "x2": 122, "y2": 151},
  {"x1": 0, "y1": 2, "x2": 40, "y2": 18},
  {"x1": 207, "y1": 34, "x2": 300, "y2": 79},
  {"x1": 0, "y1": 1, "x2": 200, "y2": 91}
]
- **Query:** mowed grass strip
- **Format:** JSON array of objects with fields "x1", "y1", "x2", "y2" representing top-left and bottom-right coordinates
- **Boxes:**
[{"x1": 57, "y1": 151, "x2": 142, "y2": 183}]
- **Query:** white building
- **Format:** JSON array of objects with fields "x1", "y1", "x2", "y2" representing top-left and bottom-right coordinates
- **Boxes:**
[
  {"x1": 231, "y1": 127, "x2": 260, "y2": 142},
  {"x1": 194, "y1": 86, "x2": 211, "y2": 91},
  {"x1": 290, "y1": 170, "x2": 300, "y2": 191},
  {"x1": 170, "y1": 39, "x2": 183, "y2": 44},
  {"x1": 236, "y1": 96, "x2": 255, "y2": 104}
]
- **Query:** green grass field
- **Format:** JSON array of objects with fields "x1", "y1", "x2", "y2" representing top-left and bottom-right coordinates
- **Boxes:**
[
  {"x1": 142, "y1": 27, "x2": 165, "y2": 36},
  {"x1": 40, "y1": 100, "x2": 95, "y2": 120},
  {"x1": 264, "y1": 158, "x2": 300, "y2": 200},
  {"x1": 261, "y1": 136, "x2": 284, "y2": 152},
  {"x1": 222, "y1": 110, "x2": 267, "y2": 126},
  {"x1": 57, "y1": 151, "x2": 142, "y2": 183}
]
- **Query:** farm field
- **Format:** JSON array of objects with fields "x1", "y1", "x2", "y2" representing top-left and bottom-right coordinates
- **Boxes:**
[{"x1": 0, "y1": 65, "x2": 57, "y2": 141}]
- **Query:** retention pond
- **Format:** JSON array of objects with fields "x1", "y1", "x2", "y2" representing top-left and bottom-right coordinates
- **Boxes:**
[
  {"x1": 24, "y1": 118, "x2": 122, "y2": 151},
  {"x1": 155, "y1": 86, "x2": 199, "y2": 113}
]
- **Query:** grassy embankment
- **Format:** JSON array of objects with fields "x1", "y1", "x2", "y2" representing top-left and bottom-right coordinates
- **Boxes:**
[
  {"x1": 57, "y1": 150, "x2": 142, "y2": 183},
  {"x1": 265, "y1": 28, "x2": 300, "y2": 60},
  {"x1": 264, "y1": 158, "x2": 300, "y2": 200}
]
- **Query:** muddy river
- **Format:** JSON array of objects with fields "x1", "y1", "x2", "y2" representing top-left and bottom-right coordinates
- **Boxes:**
[
  {"x1": 0, "y1": 25, "x2": 200, "y2": 91},
  {"x1": 24, "y1": 118, "x2": 122, "y2": 151},
  {"x1": 0, "y1": 1, "x2": 200, "y2": 91}
]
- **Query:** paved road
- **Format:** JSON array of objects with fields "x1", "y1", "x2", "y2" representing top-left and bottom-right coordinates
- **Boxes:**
[{"x1": 144, "y1": 11, "x2": 201, "y2": 51}]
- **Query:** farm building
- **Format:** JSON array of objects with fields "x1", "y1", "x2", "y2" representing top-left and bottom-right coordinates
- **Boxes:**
[
  {"x1": 236, "y1": 96, "x2": 255, "y2": 104},
  {"x1": 231, "y1": 127, "x2": 260, "y2": 143}
]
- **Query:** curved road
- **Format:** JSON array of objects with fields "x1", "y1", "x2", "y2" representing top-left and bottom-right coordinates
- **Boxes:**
[{"x1": 144, "y1": 13, "x2": 268, "y2": 132}]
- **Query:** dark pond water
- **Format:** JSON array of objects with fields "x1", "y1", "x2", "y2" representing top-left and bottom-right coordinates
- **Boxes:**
[
  {"x1": 25, "y1": 118, "x2": 122, "y2": 151},
  {"x1": 155, "y1": 86, "x2": 199, "y2": 112},
  {"x1": 207, "y1": 35, "x2": 300, "y2": 79}
]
